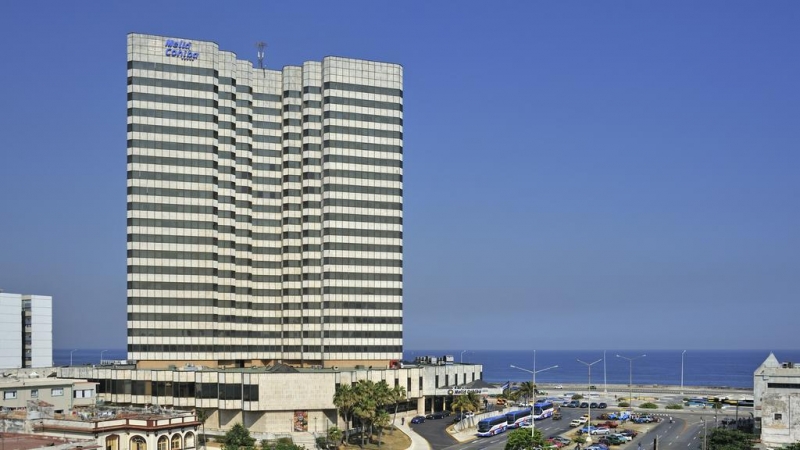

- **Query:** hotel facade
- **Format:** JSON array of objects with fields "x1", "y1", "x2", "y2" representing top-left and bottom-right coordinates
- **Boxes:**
[
  {"x1": 127, "y1": 33, "x2": 404, "y2": 369},
  {"x1": 0, "y1": 292, "x2": 53, "y2": 369}
]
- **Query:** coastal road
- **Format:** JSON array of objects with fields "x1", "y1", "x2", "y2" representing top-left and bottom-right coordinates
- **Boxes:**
[{"x1": 426, "y1": 409, "x2": 735, "y2": 450}]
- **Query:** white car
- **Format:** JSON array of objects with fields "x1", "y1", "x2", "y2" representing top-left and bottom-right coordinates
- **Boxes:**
[
  {"x1": 591, "y1": 427, "x2": 611, "y2": 435},
  {"x1": 611, "y1": 434, "x2": 632, "y2": 442},
  {"x1": 554, "y1": 385, "x2": 563, "y2": 389}
]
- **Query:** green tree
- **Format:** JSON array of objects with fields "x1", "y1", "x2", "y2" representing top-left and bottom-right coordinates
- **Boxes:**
[
  {"x1": 517, "y1": 382, "x2": 535, "y2": 404},
  {"x1": 333, "y1": 384, "x2": 356, "y2": 444},
  {"x1": 706, "y1": 428, "x2": 753, "y2": 450},
  {"x1": 505, "y1": 427, "x2": 544, "y2": 450},
  {"x1": 221, "y1": 423, "x2": 256, "y2": 450},
  {"x1": 373, "y1": 410, "x2": 391, "y2": 448},
  {"x1": 196, "y1": 409, "x2": 210, "y2": 450},
  {"x1": 326, "y1": 427, "x2": 342, "y2": 449},
  {"x1": 389, "y1": 384, "x2": 407, "y2": 433},
  {"x1": 780, "y1": 444, "x2": 800, "y2": 450}
]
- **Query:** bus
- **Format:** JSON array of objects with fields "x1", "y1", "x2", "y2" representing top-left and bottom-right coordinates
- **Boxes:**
[
  {"x1": 506, "y1": 408, "x2": 532, "y2": 429},
  {"x1": 477, "y1": 414, "x2": 508, "y2": 437},
  {"x1": 533, "y1": 401, "x2": 556, "y2": 420}
]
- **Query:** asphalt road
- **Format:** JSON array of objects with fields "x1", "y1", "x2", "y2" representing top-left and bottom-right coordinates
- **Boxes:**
[{"x1": 412, "y1": 408, "x2": 746, "y2": 450}]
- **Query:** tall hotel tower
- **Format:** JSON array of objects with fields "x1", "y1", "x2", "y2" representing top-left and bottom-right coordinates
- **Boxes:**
[{"x1": 127, "y1": 34, "x2": 403, "y2": 369}]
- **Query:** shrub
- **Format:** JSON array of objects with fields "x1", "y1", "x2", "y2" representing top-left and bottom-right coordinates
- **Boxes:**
[
  {"x1": 572, "y1": 394, "x2": 583, "y2": 400},
  {"x1": 666, "y1": 404, "x2": 683, "y2": 410},
  {"x1": 639, "y1": 402, "x2": 658, "y2": 409},
  {"x1": 618, "y1": 402, "x2": 630, "y2": 408}
]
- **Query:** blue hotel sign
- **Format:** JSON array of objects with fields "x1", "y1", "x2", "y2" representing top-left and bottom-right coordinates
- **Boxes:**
[{"x1": 164, "y1": 39, "x2": 199, "y2": 61}]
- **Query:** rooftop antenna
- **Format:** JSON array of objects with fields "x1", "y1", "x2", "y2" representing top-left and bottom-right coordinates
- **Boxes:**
[{"x1": 256, "y1": 41, "x2": 267, "y2": 72}]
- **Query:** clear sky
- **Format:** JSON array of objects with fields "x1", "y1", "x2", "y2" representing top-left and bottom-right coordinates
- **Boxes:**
[{"x1": 1, "y1": 1, "x2": 798, "y2": 351}]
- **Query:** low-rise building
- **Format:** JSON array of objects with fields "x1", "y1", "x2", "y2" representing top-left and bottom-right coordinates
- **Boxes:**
[
  {"x1": 753, "y1": 352, "x2": 800, "y2": 448},
  {"x1": 57, "y1": 358, "x2": 484, "y2": 436},
  {"x1": 1, "y1": 375, "x2": 96, "y2": 412}
]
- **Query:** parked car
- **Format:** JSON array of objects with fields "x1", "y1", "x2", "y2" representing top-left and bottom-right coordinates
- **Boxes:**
[
  {"x1": 555, "y1": 385, "x2": 564, "y2": 389},
  {"x1": 426, "y1": 411, "x2": 447, "y2": 420},
  {"x1": 552, "y1": 437, "x2": 572, "y2": 446},
  {"x1": 570, "y1": 419, "x2": 583, "y2": 427},
  {"x1": 611, "y1": 433, "x2": 632, "y2": 442},
  {"x1": 619, "y1": 429, "x2": 638, "y2": 438},
  {"x1": 590, "y1": 402, "x2": 599, "y2": 409},
  {"x1": 580, "y1": 425, "x2": 598, "y2": 434},
  {"x1": 580, "y1": 402, "x2": 590, "y2": 408},
  {"x1": 599, "y1": 435, "x2": 627, "y2": 446},
  {"x1": 598, "y1": 403, "x2": 608, "y2": 409},
  {"x1": 546, "y1": 438, "x2": 565, "y2": 448},
  {"x1": 568, "y1": 400, "x2": 581, "y2": 408},
  {"x1": 410, "y1": 416, "x2": 425, "y2": 424},
  {"x1": 591, "y1": 427, "x2": 611, "y2": 435}
]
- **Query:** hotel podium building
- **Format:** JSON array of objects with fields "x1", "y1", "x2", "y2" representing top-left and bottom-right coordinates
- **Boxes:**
[{"x1": 127, "y1": 33, "x2": 404, "y2": 369}]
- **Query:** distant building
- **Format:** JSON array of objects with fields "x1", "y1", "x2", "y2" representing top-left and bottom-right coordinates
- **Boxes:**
[
  {"x1": 0, "y1": 293, "x2": 52, "y2": 369},
  {"x1": 126, "y1": 33, "x2": 404, "y2": 369},
  {"x1": 753, "y1": 352, "x2": 800, "y2": 448},
  {"x1": 0, "y1": 375, "x2": 96, "y2": 412}
]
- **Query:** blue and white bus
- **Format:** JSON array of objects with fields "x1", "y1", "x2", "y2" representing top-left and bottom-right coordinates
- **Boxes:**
[
  {"x1": 506, "y1": 408, "x2": 532, "y2": 429},
  {"x1": 533, "y1": 401, "x2": 556, "y2": 420},
  {"x1": 477, "y1": 415, "x2": 508, "y2": 437}
]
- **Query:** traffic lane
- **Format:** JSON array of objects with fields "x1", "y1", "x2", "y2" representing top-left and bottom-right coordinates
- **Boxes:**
[{"x1": 408, "y1": 417, "x2": 459, "y2": 450}]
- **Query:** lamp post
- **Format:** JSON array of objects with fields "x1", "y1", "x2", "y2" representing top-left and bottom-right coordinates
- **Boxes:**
[
  {"x1": 510, "y1": 363, "x2": 558, "y2": 442},
  {"x1": 616, "y1": 354, "x2": 646, "y2": 408},
  {"x1": 461, "y1": 350, "x2": 468, "y2": 364},
  {"x1": 603, "y1": 350, "x2": 607, "y2": 394},
  {"x1": 100, "y1": 349, "x2": 108, "y2": 365},
  {"x1": 70, "y1": 349, "x2": 78, "y2": 366},
  {"x1": 681, "y1": 350, "x2": 687, "y2": 395},
  {"x1": 577, "y1": 358, "x2": 602, "y2": 444}
]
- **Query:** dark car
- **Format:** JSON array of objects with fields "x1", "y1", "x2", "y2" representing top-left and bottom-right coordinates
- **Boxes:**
[
  {"x1": 410, "y1": 416, "x2": 425, "y2": 424},
  {"x1": 590, "y1": 402, "x2": 599, "y2": 409},
  {"x1": 580, "y1": 402, "x2": 590, "y2": 408},
  {"x1": 568, "y1": 400, "x2": 580, "y2": 408},
  {"x1": 426, "y1": 411, "x2": 447, "y2": 420},
  {"x1": 598, "y1": 403, "x2": 608, "y2": 409}
]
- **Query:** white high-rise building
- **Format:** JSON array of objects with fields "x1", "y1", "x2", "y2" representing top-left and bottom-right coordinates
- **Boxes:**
[
  {"x1": 0, "y1": 292, "x2": 53, "y2": 369},
  {"x1": 127, "y1": 33, "x2": 403, "y2": 369}
]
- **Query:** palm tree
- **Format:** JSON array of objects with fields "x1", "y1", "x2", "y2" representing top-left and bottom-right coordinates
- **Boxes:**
[
  {"x1": 195, "y1": 408, "x2": 209, "y2": 450},
  {"x1": 352, "y1": 380, "x2": 379, "y2": 448},
  {"x1": 389, "y1": 384, "x2": 407, "y2": 434},
  {"x1": 374, "y1": 410, "x2": 391, "y2": 448},
  {"x1": 518, "y1": 382, "x2": 535, "y2": 405},
  {"x1": 333, "y1": 384, "x2": 356, "y2": 444}
]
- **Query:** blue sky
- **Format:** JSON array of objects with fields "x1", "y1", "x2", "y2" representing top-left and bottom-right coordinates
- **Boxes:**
[{"x1": 1, "y1": 1, "x2": 798, "y2": 351}]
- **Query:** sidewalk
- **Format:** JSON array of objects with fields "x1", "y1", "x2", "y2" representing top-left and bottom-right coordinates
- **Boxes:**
[{"x1": 395, "y1": 416, "x2": 432, "y2": 450}]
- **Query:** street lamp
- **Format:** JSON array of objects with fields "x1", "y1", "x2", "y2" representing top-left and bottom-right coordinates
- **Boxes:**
[
  {"x1": 510, "y1": 363, "x2": 558, "y2": 442},
  {"x1": 681, "y1": 350, "x2": 687, "y2": 395},
  {"x1": 461, "y1": 350, "x2": 468, "y2": 364},
  {"x1": 100, "y1": 349, "x2": 108, "y2": 365},
  {"x1": 616, "y1": 354, "x2": 646, "y2": 408},
  {"x1": 577, "y1": 358, "x2": 602, "y2": 444},
  {"x1": 603, "y1": 350, "x2": 607, "y2": 394},
  {"x1": 70, "y1": 349, "x2": 78, "y2": 366}
]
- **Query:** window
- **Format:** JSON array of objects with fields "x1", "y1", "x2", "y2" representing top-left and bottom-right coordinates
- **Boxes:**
[
  {"x1": 3, "y1": 390, "x2": 17, "y2": 400},
  {"x1": 131, "y1": 436, "x2": 147, "y2": 450},
  {"x1": 106, "y1": 435, "x2": 119, "y2": 450},
  {"x1": 775, "y1": 413, "x2": 783, "y2": 420},
  {"x1": 31, "y1": 389, "x2": 38, "y2": 398},
  {"x1": 171, "y1": 434, "x2": 182, "y2": 450},
  {"x1": 51, "y1": 388, "x2": 64, "y2": 397},
  {"x1": 158, "y1": 436, "x2": 169, "y2": 450}
]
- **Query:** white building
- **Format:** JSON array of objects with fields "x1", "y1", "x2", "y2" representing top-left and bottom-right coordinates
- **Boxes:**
[
  {"x1": 0, "y1": 292, "x2": 52, "y2": 369},
  {"x1": 753, "y1": 352, "x2": 800, "y2": 448},
  {"x1": 126, "y1": 33, "x2": 403, "y2": 369}
]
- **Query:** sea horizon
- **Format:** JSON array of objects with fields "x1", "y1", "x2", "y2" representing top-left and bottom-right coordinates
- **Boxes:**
[{"x1": 53, "y1": 348, "x2": 800, "y2": 390}]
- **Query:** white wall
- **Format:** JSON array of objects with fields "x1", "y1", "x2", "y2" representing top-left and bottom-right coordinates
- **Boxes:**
[
  {"x1": 27, "y1": 295, "x2": 53, "y2": 367},
  {"x1": 0, "y1": 293, "x2": 23, "y2": 369}
]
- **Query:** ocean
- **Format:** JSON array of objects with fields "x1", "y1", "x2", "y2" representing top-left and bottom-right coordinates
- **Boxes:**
[
  {"x1": 54, "y1": 348, "x2": 800, "y2": 389},
  {"x1": 404, "y1": 349, "x2": 800, "y2": 389}
]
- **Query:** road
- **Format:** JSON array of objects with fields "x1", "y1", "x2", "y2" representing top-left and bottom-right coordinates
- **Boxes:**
[{"x1": 410, "y1": 408, "x2": 749, "y2": 450}]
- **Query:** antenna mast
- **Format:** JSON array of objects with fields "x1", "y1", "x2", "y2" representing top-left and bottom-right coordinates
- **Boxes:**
[{"x1": 256, "y1": 41, "x2": 267, "y2": 71}]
